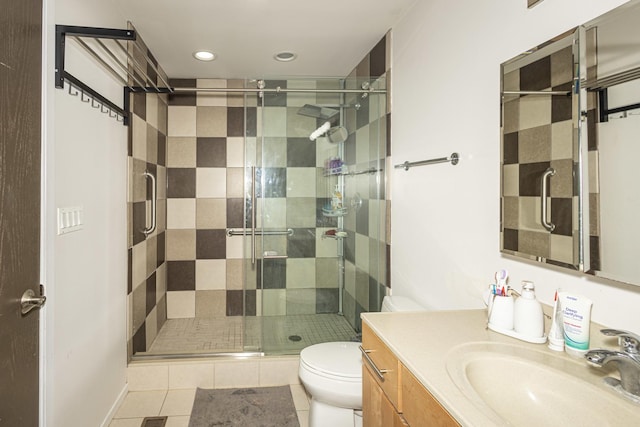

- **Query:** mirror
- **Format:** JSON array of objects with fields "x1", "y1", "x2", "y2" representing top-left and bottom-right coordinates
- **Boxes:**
[
  {"x1": 582, "y1": 0, "x2": 640, "y2": 284},
  {"x1": 500, "y1": 0, "x2": 640, "y2": 286},
  {"x1": 500, "y1": 28, "x2": 582, "y2": 270}
]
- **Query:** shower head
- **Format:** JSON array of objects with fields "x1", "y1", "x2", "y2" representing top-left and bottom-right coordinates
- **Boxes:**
[{"x1": 297, "y1": 104, "x2": 339, "y2": 121}]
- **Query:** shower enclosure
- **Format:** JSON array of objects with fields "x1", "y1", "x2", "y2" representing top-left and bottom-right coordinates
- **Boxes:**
[{"x1": 129, "y1": 76, "x2": 388, "y2": 359}]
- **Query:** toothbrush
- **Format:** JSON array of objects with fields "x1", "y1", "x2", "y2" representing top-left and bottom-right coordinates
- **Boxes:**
[{"x1": 495, "y1": 269, "x2": 508, "y2": 295}]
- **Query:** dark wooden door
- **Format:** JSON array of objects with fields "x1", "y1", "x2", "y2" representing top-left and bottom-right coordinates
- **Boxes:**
[{"x1": 0, "y1": 0, "x2": 43, "y2": 425}]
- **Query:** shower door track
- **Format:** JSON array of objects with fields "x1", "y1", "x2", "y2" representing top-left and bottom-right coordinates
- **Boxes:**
[{"x1": 132, "y1": 351, "x2": 265, "y2": 361}]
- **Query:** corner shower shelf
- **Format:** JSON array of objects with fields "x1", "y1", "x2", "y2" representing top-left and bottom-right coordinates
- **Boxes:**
[{"x1": 322, "y1": 207, "x2": 348, "y2": 217}]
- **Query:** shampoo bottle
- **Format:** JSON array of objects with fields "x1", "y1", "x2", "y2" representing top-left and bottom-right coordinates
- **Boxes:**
[
  {"x1": 331, "y1": 185, "x2": 343, "y2": 211},
  {"x1": 513, "y1": 281, "x2": 544, "y2": 338}
]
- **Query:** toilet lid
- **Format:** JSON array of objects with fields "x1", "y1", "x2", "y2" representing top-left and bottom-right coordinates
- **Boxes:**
[{"x1": 300, "y1": 342, "x2": 362, "y2": 379}]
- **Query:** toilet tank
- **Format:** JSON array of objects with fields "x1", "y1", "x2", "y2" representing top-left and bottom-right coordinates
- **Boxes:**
[{"x1": 381, "y1": 296, "x2": 425, "y2": 312}]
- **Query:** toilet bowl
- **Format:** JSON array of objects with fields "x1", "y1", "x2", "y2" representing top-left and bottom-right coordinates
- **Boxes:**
[{"x1": 298, "y1": 296, "x2": 425, "y2": 427}]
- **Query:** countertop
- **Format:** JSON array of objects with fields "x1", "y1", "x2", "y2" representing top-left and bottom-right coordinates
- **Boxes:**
[{"x1": 361, "y1": 309, "x2": 640, "y2": 426}]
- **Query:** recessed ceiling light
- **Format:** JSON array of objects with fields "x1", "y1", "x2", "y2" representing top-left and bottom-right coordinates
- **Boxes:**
[
  {"x1": 274, "y1": 51, "x2": 297, "y2": 62},
  {"x1": 193, "y1": 50, "x2": 216, "y2": 61}
]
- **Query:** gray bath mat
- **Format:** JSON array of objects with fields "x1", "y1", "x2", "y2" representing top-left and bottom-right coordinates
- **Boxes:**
[{"x1": 188, "y1": 386, "x2": 300, "y2": 427}]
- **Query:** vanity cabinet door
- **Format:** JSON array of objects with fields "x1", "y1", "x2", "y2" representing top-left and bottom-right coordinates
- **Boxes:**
[
  {"x1": 401, "y1": 365, "x2": 459, "y2": 427},
  {"x1": 363, "y1": 364, "x2": 408, "y2": 427},
  {"x1": 362, "y1": 323, "x2": 402, "y2": 409}
]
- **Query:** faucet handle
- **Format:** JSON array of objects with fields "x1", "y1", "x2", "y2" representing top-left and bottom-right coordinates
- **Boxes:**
[{"x1": 601, "y1": 329, "x2": 640, "y2": 354}]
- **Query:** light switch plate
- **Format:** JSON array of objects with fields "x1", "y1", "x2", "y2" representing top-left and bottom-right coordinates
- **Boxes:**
[{"x1": 57, "y1": 206, "x2": 84, "y2": 235}]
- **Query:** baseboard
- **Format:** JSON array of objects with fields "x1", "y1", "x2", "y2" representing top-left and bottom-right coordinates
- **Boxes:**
[{"x1": 100, "y1": 383, "x2": 128, "y2": 427}]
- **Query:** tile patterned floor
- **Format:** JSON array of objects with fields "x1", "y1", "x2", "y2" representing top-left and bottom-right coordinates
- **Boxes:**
[
  {"x1": 143, "y1": 314, "x2": 358, "y2": 356},
  {"x1": 108, "y1": 384, "x2": 310, "y2": 427}
]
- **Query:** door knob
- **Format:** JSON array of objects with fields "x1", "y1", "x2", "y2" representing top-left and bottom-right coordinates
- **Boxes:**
[{"x1": 21, "y1": 288, "x2": 46, "y2": 315}]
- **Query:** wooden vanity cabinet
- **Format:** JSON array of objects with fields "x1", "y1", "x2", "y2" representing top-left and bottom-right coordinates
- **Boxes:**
[{"x1": 362, "y1": 323, "x2": 459, "y2": 427}]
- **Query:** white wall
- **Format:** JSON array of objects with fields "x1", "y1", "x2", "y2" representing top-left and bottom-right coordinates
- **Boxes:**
[
  {"x1": 390, "y1": 0, "x2": 640, "y2": 333},
  {"x1": 44, "y1": 0, "x2": 129, "y2": 425}
]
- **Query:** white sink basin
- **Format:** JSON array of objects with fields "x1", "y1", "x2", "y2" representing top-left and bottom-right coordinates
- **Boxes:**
[{"x1": 446, "y1": 342, "x2": 640, "y2": 426}]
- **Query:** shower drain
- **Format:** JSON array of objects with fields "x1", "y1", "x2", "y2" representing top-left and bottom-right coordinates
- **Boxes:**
[{"x1": 288, "y1": 335, "x2": 302, "y2": 342}]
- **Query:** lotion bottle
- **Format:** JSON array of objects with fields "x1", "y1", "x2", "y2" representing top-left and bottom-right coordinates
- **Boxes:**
[{"x1": 513, "y1": 281, "x2": 544, "y2": 338}]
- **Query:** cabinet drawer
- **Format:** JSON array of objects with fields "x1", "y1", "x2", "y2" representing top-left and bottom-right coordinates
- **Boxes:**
[
  {"x1": 401, "y1": 365, "x2": 459, "y2": 426},
  {"x1": 361, "y1": 323, "x2": 402, "y2": 411},
  {"x1": 363, "y1": 365, "x2": 408, "y2": 427}
]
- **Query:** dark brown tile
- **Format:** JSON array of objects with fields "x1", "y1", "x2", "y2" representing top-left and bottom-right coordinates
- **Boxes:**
[
  {"x1": 552, "y1": 83, "x2": 573, "y2": 123},
  {"x1": 196, "y1": 137, "x2": 226, "y2": 167},
  {"x1": 133, "y1": 323, "x2": 146, "y2": 353},
  {"x1": 503, "y1": 132, "x2": 519, "y2": 164},
  {"x1": 245, "y1": 290, "x2": 256, "y2": 316},
  {"x1": 167, "y1": 260, "x2": 195, "y2": 291},
  {"x1": 503, "y1": 228, "x2": 519, "y2": 251},
  {"x1": 550, "y1": 197, "x2": 573, "y2": 236},
  {"x1": 520, "y1": 56, "x2": 551, "y2": 91},
  {"x1": 157, "y1": 231, "x2": 165, "y2": 267},
  {"x1": 246, "y1": 107, "x2": 257, "y2": 137},
  {"x1": 133, "y1": 91, "x2": 146, "y2": 120},
  {"x1": 589, "y1": 236, "x2": 600, "y2": 271},
  {"x1": 226, "y1": 198, "x2": 244, "y2": 228},
  {"x1": 226, "y1": 290, "x2": 243, "y2": 316},
  {"x1": 127, "y1": 248, "x2": 132, "y2": 294},
  {"x1": 370, "y1": 36, "x2": 387, "y2": 78},
  {"x1": 519, "y1": 162, "x2": 551, "y2": 196},
  {"x1": 146, "y1": 272, "x2": 156, "y2": 315},
  {"x1": 133, "y1": 201, "x2": 146, "y2": 245},
  {"x1": 167, "y1": 168, "x2": 196, "y2": 198},
  {"x1": 157, "y1": 132, "x2": 166, "y2": 166},
  {"x1": 287, "y1": 138, "x2": 316, "y2": 167},
  {"x1": 227, "y1": 107, "x2": 244, "y2": 137},
  {"x1": 168, "y1": 80, "x2": 196, "y2": 106},
  {"x1": 196, "y1": 229, "x2": 226, "y2": 259}
]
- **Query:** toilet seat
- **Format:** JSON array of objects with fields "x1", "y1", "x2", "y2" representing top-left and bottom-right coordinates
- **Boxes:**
[{"x1": 300, "y1": 342, "x2": 361, "y2": 381}]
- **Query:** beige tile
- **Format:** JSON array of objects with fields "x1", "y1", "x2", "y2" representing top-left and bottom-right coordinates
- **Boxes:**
[
  {"x1": 286, "y1": 168, "x2": 316, "y2": 197},
  {"x1": 127, "y1": 364, "x2": 169, "y2": 391},
  {"x1": 132, "y1": 242, "x2": 147, "y2": 290},
  {"x1": 290, "y1": 384, "x2": 310, "y2": 411},
  {"x1": 503, "y1": 69, "x2": 520, "y2": 92},
  {"x1": 519, "y1": 229, "x2": 550, "y2": 258},
  {"x1": 214, "y1": 360, "x2": 259, "y2": 388},
  {"x1": 156, "y1": 263, "x2": 167, "y2": 303},
  {"x1": 146, "y1": 93, "x2": 159, "y2": 129},
  {"x1": 146, "y1": 235, "x2": 157, "y2": 278},
  {"x1": 196, "y1": 259, "x2": 226, "y2": 290},
  {"x1": 286, "y1": 198, "x2": 315, "y2": 228},
  {"x1": 160, "y1": 389, "x2": 197, "y2": 416},
  {"x1": 503, "y1": 196, "x2": 520, "y2": 230},
  {"x1": 550, "y1": 234, "x2": 575, "y2": 265},
  {"x1": 147, "y1": 125, "x2": 158, "y2": 165},
  {"x1": 196, "y1": 198, "x2": 227, "y2": 229},
  {"x1": 167, "y1": 137, "x2": 197, "y2": 167},
  {"x1": 226, "y1": 137, "x2": 244, "y2": 167},
  {"x1": 286, "y1": 259, "x2": 316, "y2": 289},
  {"x1": 227, "y1": 79, "x2": 245, "y2": 107},
  {"x1": 502, "y1": 164, "x2": 519, "y2": 197},
  {"x1": 297, "y1": 411, "x2": 310, "y2": 427},
  {"x1": 519, "y1": 125, "x2": 551, "y2": 163},
  {"x1": 355, "y1": 233, "x2": 369, "y2": 272},
  {"x1": 197, "y1": 79, "x2": 227, "y2": 106},
  {"x1": 261, "y1": 138, "x2": 287, "y2": 167},
  {"x1": 502, "y1": 98, "x2": 520, "y2": 134},
  {"x1": 263, "y1": 108, "x2": 287, "y2": 137},
  {"x1": 226, "y1": 167, "x2": 244, "y2": 198},
  {"x1": 166, "y1": 229, "x2": 196, "y2": 261},
  {"x1": 262, "y1": 289, "x2": 286, "y2": 315},
  {"x1": 519, "y1": 197, "x2": 541, "y2": 231},
  {"x1": 195, "y1": 290, "x2": 226, "y2": 317},
  {"x1": 145, "y1": 308, "x2": 158, "y2": 349},
  {"x1": 225, "y1": 233, "x2": 244, "y2": 259},
  {"x1": 519, "y1": 95, "x2": 551, "y2": 131},
  {"x1": 109, "y1": 418, "x2": 145, "y2": 427},
  {"x1": 167, "y1": 199, "x2": 196, "y2": 229},
  {"x1": 226, "y1": 259, "x2": 244, "y2": 290},
  {"x1": 169, "y1": 363, "x2": 215, "y2": 389},
  {"x1": 196, "y1": 168, "x2": 227, "y2": 198},
  {"x1": 168, "y1": 106, "x2": 197, "y2": 137},
  {"x1": 356, "y1": 126, "x2": 370, "y2": 165},
  {"x1": 257, "y1": 198, "x2": 286, "y2": 228},
  {"x1": 316, "y1": 258, "x2": 339, "y2": 288},
  {"x1": 259, "y1": 358, "x2": 300, "y2": 386},
  {"x1": 166, "y1": 291, "x2": 196, "y2": 318},
  {"x1": 132, "y1": 115, "x2": 148, "y2": 161},
  {"x1": 197, "y1": 106, "x2": 227, "y2": 137},
  {"x1": 551, "y1": 120, "x2": 574, "y2": 160},
  {"x1": 287, "y1": 107, "x2": 317, "y2": 138},
  {"x1": 157, "y1": 166, "x2": 167, "y2": 200},
  {"x1": 316, "y1": 229, "x2": 338, "y2": 258},
  {"x1": 114, "y1": 390, "x2": 166, "y2": 418},
  {"x1": 165, "y1": 416, "x2": 190, "y2": 427}
]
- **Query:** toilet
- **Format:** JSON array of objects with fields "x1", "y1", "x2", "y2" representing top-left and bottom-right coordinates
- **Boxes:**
[{"x1": 299, "y1": 296, "x2": 425, "y2": 427}]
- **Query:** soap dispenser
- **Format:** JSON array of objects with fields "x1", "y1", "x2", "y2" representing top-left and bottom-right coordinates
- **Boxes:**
[{"x1": 513, "y1": 281, "x2": 544, "y2": 338}]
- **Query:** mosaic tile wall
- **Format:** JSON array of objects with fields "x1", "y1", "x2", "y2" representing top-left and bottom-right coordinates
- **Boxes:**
[
  {"x1": 501, "y1": 42, "x2": 579, "y2": 267},
  {"x1": 127, "y1": 29, "x2": 169, "y2": 357}
]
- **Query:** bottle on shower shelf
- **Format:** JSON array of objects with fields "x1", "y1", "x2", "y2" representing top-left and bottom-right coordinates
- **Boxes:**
[{"x1": 331, "y1": 185, "x2": 343, "y2": 211}]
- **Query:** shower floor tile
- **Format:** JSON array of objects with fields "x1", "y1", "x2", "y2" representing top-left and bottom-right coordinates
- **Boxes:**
[{"x1": 142, "y1": 314, "x2": 357, "y2": 356}]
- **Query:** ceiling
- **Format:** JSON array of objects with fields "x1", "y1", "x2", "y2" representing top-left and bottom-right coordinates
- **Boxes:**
[{"x1": 111, "y1": 0, "x2": 417, "y2": 79}]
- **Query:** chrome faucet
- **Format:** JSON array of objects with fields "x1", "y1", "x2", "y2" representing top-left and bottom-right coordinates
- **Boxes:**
[{"x1": 585, "y1": 329, "x2": 640, "y2": 400}]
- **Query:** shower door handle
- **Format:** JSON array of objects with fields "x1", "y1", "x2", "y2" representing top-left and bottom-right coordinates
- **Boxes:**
[
  {"x1": 143, "y1": 171, "x2": 157, "y2": 236},
  {"x1": 251, "y1": 166, "x2": 256, "y2": 266},
  {"x1": 540, "y1": 167, "x2": 555, "y2": 232}
]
